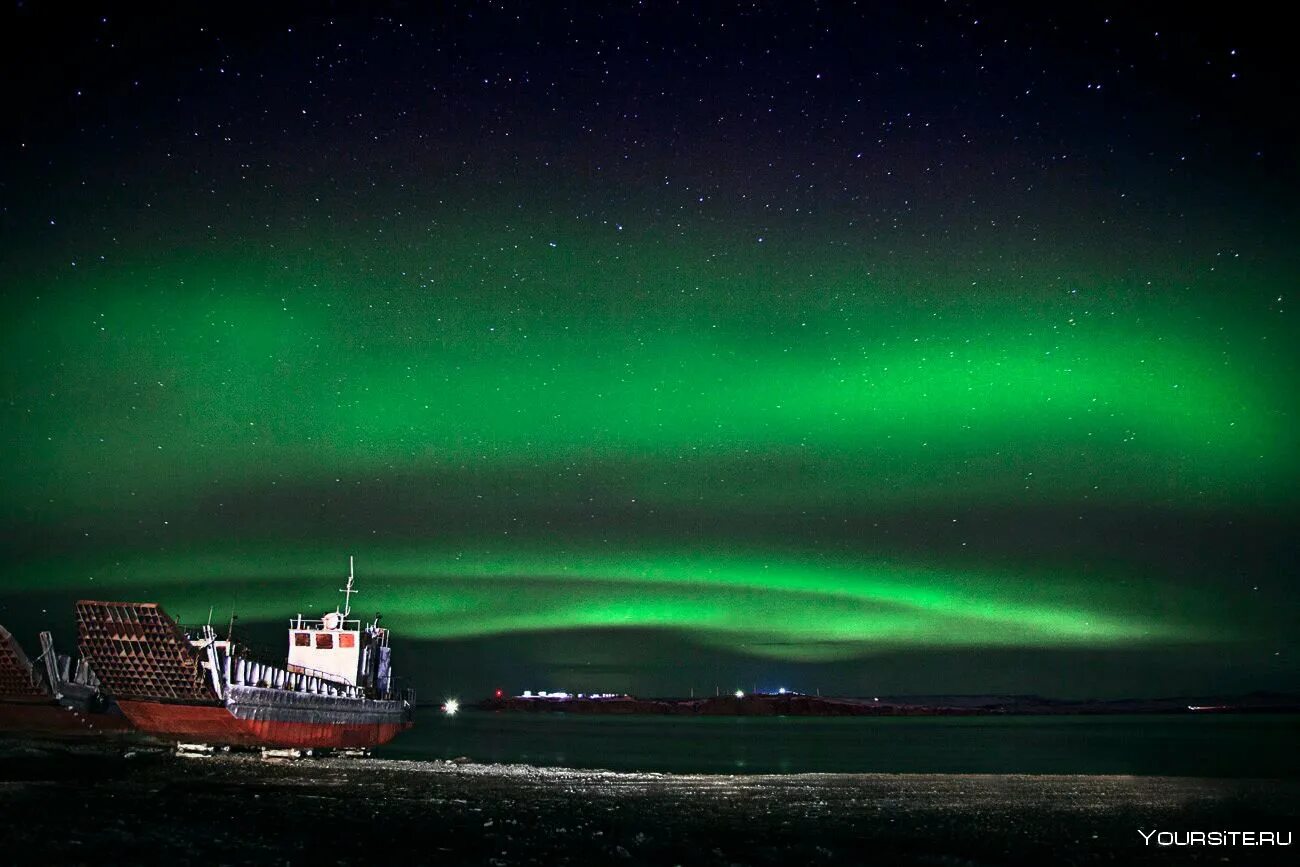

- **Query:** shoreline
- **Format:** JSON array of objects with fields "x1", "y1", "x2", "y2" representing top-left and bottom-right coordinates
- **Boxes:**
[
  {"x1": 5, "y1": 737, "x2": 1300, "y2": 782},
  {"x1": 2, "y1": 741, "x2": 1297, "y2": 864}
]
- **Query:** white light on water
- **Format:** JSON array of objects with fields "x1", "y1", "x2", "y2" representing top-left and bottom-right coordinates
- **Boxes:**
[
  {"x1": 734, "y1": 689, "x2": 745, "y2": 698},
  {"x1": 442, "y1": 698, "x2": 460, "y2": 716}
]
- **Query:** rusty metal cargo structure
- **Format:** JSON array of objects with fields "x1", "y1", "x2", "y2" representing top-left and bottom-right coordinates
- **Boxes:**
[
  {"x1": 75, "y1": 560, "x2": 414, "y2": 749},
  {"x1": 0, "y1": 622, "x2": 132, "y2": 736}
]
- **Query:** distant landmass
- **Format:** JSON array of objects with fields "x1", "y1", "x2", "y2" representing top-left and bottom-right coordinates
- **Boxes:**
[{"x1": 475, "y1": 691, "x2": 1300, "y2": 716}]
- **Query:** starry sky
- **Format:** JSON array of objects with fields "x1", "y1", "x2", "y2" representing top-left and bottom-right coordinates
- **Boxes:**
[{"x1": 1, "y1": 2, "x2": 1295, "y2": 699}]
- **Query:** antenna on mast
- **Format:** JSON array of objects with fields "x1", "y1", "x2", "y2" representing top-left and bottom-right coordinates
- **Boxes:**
[{"x1": 340, "y1": 555, "x2": 358, "y2": 618}]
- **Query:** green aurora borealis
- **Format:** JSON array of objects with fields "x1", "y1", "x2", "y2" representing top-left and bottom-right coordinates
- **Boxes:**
[
  {"x1": 8, "y1": 246, "x2": 1293, "y2": 506},
  {"x1": 4, "y1": 239, "x2": 1296, "y2": 690},
  {"x1": 2, "y1": 4, "x2": 1297, "y2": 697}
]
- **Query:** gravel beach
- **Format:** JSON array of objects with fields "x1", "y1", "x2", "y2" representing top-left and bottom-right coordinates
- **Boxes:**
[{"x1": 0, "y1": 742, "x2": 1296, "y2": 865}]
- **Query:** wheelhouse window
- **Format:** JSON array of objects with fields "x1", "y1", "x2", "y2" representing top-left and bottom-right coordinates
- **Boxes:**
[
  {"x1": 294, "y1": 632, "x2": 310, "y2": 647},
  {"x1": 315, "y1": 633, "x2": 333, "y2": 649},
  {"x1": 339, "y1": 633, "x2": 356, "y2": 648}
]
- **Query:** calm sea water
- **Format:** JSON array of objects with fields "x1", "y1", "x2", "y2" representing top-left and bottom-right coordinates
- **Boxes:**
[{"x1": 375, "y1": 710, "x2": 1300, "y2": 778}]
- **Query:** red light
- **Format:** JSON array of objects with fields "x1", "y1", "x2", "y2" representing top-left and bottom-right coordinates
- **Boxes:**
[{"x1": 494, "y1": 689, "x2": 503, "y2": 698}]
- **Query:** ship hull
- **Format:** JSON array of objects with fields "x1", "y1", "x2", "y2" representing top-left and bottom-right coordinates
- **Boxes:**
[
  {"x1": 0, "y1": 699, "x2": 134, "y2": 737},
  {"x1": 118, "y1": 686, "x2": 412, "y2": 748},
  {"x1": 2, "y1": 622, "x2": 134, "y2": 738}
]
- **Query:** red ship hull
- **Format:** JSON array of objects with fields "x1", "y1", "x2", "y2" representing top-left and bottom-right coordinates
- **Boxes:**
[
  {"x1": 0, "y1": 699, "x2": 134, "y2": 736},
  {"x1": 118, "y1": 700, "x2": 412, "y2": 749}
]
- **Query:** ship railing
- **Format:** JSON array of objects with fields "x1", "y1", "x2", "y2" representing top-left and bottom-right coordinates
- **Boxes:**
[
  {"x1": 154, "y1": 624, "x2": 359, "y2": 699},
  {"x1": 381, "y1": 673, "x2": 415, "y2": 706},
  {"x1": 284, "y1": 661, "x2": 363, "y2": 692},
  {"x1": 222, "y1": 651, "x2": 366, "y2": 699},
  {"x1": 173, "y1": 630, "x2": 403, "y2": 703},
  {"x1": 229, "y1": 642, "x2": 415, "y2": 702},
  {"x1": 288, "y1": 617, "x2": 364, "y2": 631},
  {"x1": 257, "y1": 634, "x2": 409, "y2": 695}
]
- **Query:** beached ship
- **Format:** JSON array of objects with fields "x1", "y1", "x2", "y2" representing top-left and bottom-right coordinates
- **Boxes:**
[
  {"x1": 75, "y1": 559, "x2": 415, "y2": 749},
  {"x1": 0, "y1": 623, "x2": 132, "y2": 736}
]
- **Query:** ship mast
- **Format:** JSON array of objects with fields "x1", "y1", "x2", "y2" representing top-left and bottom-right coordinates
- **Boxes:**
[{"x1": 339, "y1": 555, "x2": 358, "y2": 618}]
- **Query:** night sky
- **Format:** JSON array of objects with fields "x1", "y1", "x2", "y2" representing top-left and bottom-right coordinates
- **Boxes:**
[{"x1": 1, "y1": 2, "x2": 1295, "y2": 700}]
